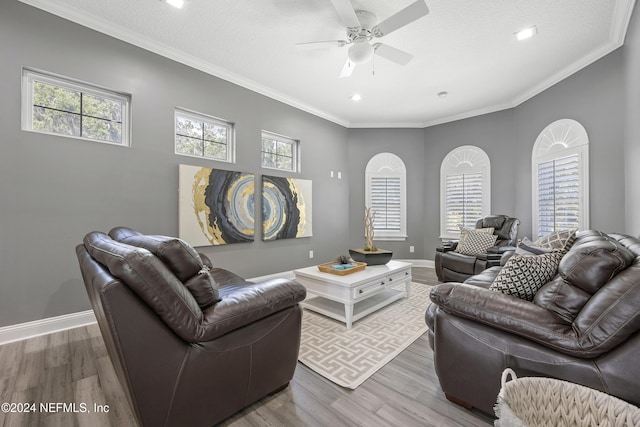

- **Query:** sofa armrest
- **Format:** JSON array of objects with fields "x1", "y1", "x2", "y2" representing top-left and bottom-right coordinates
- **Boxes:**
[
  {"x1": 429, "y1": 283, "x2": 606, "y2": 358},
  {"x1": 198, "y1": 279, "x2": 306, "y2": 342},
  {"x1": 436, "y1": 241, "x2": 458, "y2": 252}
]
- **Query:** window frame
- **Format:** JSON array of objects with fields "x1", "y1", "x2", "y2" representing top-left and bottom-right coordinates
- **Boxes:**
[
  {"x1": 21, "y1": 68, "x2": 131, "y2": 147},
  {"x1": 365, "y1": 152, "x2": 407, "y2": 241},
  {"x1": 261, "y1": 130, "x2": 299, "y2": 173},
  {"x1": 174, "y1": 108, "x2": 235, "y2": 163},
  {"x1": 532, "y1": 119, "x2": 589, "y2": 238},
  {"x1": 440, "y1": 145, "x2": 491, "y2": 240}
]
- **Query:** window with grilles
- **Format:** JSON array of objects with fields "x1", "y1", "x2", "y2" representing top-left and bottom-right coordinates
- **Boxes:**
[{"x1": 532, "y1": 119, "x2": 588, "y2": 238}]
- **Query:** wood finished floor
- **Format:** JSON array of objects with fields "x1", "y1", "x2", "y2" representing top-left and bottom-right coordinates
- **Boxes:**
[{"x1": 0, "y1": 267, "x2": 493, "y2": 427}]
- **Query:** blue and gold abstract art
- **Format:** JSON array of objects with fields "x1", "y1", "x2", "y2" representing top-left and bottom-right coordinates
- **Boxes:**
[
  {"x1": 262, "y1": 175, "x2": 312, "y2": 241},
  {"x1": 179, "y1": 164, "x2": 255, "y2": 246}
]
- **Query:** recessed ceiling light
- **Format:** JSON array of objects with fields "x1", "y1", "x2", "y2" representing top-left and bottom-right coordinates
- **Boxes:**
[
  {"x1": 437, "y1": 91, "x2": 448, "y2": 98},
  {"x1": 166, "y1": 0, "x2": 184, "y2": 9},
  {"x1": 515, "y1": 25, "x2": 537, "y2": 41},
  {"x1": 350, "y1": 94, "x2": 362, "y2": 102}
]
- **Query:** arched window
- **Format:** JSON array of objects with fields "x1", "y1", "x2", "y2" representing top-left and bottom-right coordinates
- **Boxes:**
[
  {"x1": 532, "y1": 119, "x2": 589, "y2": 237},
  {"x1": 365, "y1": 153, "x2": 407, "y2": 241},
  {"x1": 440, "y1": 145, "x2": 491, "y2": 239}
]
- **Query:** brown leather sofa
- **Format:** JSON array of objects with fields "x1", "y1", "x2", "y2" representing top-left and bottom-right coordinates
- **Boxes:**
[
  {"x1": 76, "y1": 227, "x2": 306, "y2": 427},
  {"x1": 435, "y1": 215, "x2": 520, "y2": 282},
  {"x1": 426, "y1": 230, "x2": 640, "y2": 414}
]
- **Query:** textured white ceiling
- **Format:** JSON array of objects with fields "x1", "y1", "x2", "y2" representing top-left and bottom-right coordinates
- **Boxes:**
[{"x1": 20, "y1": 0, "x2": 636, "y2": 128}]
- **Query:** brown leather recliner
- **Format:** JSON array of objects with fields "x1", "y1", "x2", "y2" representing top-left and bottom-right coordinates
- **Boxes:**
[
  {"x1": 426, "y1": 230, "x2": 640, "y2": 414},
  {"x1": 435, "y1": 214, "x2": 520, "y2": 282},
  {"x1": 76, "y1": 227, "x2": 306, "y2": 427}
]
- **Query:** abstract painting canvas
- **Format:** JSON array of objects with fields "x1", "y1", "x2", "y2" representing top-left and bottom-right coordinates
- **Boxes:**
[
  {"x1": 179, "y1": 164, "x2": 255, "y2": 246},
  {"x1": 262, "y1": 175, "x2": 312, "y2": 241}
]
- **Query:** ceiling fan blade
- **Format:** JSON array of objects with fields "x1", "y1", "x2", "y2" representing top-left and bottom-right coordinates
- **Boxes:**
[
  {"x1": 296, "y1": 40, "x2": 348, "y2": 50},
  {"x1": 339, "y1": 58, "x2": 356, "y2": 78},
  {"x1": 374, "y1": 43, "x2": 413, "y2": 66},
  {"x1": 372, "y1": 0, "x2": 429, "y2": 37},
  {"x1": 328, "y1": 0, "x2": 361, "y2": 29}
]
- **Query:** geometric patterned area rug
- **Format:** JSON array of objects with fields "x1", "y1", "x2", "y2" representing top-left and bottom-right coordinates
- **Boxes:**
[{"x1": 298, "y1": 282, "x2": 432, "y2": 389}]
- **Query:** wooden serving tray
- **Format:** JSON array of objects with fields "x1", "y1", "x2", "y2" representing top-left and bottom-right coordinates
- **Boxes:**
[{"x1": 317, "y1": 261, "x2": 366, "y2": 276}]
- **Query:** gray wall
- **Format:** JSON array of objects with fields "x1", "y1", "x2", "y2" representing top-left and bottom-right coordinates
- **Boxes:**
[
  {"x1": 421, "y1": 46, "x2": 627, "y2": 254},
  {"x1": 346, "y1": 128, "x2": 426, "y2": 258},
  {"x1": 513, "y1": 48, "x2": 626, "y2": 237},
  {"x1": 0, "y1": 1, "x2": 350, "y2": 327},
  {"x1": 0, "y1": 0, "x2": 637, "y2": 328},
  {"x1": 624, "y1": 7, "x2": 640, "y2": 237},
  {"x1": 422, "y1": 109, "x2": 518, "y2": 253}
]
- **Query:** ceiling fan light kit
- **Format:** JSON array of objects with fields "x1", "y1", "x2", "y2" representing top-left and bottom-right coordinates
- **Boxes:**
[
  {"x1": 298, "y1": 0, "x2": 430, "y2": 77},
  {"x1": 348, "y1": 40, "x2": 374, "y2": 63}
]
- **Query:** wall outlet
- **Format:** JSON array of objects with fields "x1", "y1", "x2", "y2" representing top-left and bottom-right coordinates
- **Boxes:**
[
  {"x1": 409, "y1": 246, "x2": 415, "y2": 253},
  {"x1": 309, "y1": 250, "x2": 314, "y2": 259},
  {"x1": 330, "y1": 171, "x2": 334, "y2": 178},
  {"x1": 338, "y1": 172, "x2": 342, "y2": 179}
]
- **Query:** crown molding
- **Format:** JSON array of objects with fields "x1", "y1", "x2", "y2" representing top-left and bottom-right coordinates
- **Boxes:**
[
  {"x1": 18, "y1": 0, "x2": 637, "y2": 130},
  {"x1": 18, "y1": 0, "x2": 350, "y2": 128}
]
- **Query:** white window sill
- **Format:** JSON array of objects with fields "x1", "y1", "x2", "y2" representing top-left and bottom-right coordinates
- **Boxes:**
[{"x1": 373, "y1": 235, "x2": 407, "y2": 242}]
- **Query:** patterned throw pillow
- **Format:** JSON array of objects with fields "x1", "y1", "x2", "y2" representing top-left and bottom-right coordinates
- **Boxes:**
[
  {"x1": 490, "y1": 252, "x2": 563, "y2": 300},
  {"x1": 515, "y1": 237, "x2": 556, "y2": 256},
  {"x1": 458, "y1": 227, "x2": 494, "y2": 247},
  {"x1": 455, "y1": 229, "x2": 498, "y2": 256},
  {"x1": 534, "y1": 229, "x2": 577, "y2": 254}
]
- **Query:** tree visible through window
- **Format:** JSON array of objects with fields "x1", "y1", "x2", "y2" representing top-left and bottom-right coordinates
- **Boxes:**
[
  {"x1": 261, "y1": 131, "x2": 298, "y2": 172},
  {"x1": 175, "y1": 109, "x2": 234, "y2": 162},
  {"x1": 23, "y1": 69, "x2": 129, "y2": 145}
]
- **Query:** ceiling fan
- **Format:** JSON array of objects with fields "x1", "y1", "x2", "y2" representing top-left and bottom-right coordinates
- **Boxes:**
[{"x1": 297, "y1": 0, "x2": 429, "y2": 78}]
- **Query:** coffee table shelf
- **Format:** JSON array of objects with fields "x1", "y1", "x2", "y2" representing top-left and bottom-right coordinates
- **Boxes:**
[{"x1": 294, "y1": 260, "x2": 412, "y2": 329}]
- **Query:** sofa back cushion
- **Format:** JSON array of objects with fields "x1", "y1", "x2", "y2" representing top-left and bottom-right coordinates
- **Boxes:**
[
  {"x1": 109, "y1": 228, "x2": 220, "y2": 308},
  {"x1": 572, "y1": 259, "x2": 640, "y2": 354},
  {"x1": 83, "y1": 232, "x2": 203, "y2": 341},
  {"x1": 534, "y1": 276, "x2": 592, "y2": 323},
  {"x1": 534, "y1": 234, "x2": 635, "y2": 322},
  {"x1": 559, "y1": 239, "x2": 635, "y2": 294}
]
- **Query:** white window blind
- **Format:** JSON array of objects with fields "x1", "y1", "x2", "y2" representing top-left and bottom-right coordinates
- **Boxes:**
[
  {"x1": 370, "y1": 177, "x2": 401, "y2": 232},
  {"x1": 445, "y1": 172, "x2": 483, "y2": 234},
  {"x1": 537, "y1": 154, "x2": 580, "y2": 236}
]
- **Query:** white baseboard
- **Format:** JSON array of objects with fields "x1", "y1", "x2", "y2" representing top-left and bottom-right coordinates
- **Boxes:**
[
  {"x1": 396, "y1": 259, "x2": 435, "y2": 268},
  {"x1": 0, "y1": 310, "x2": 97, "y2": 345},
  {"x1": 0, "y1": 260, "x2": 434, "y2": 345}
]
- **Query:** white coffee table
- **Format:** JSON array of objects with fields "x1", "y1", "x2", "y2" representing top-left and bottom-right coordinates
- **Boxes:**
[{"x1": 293, "y1": 260, "x2": 412, "y2": 329}]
